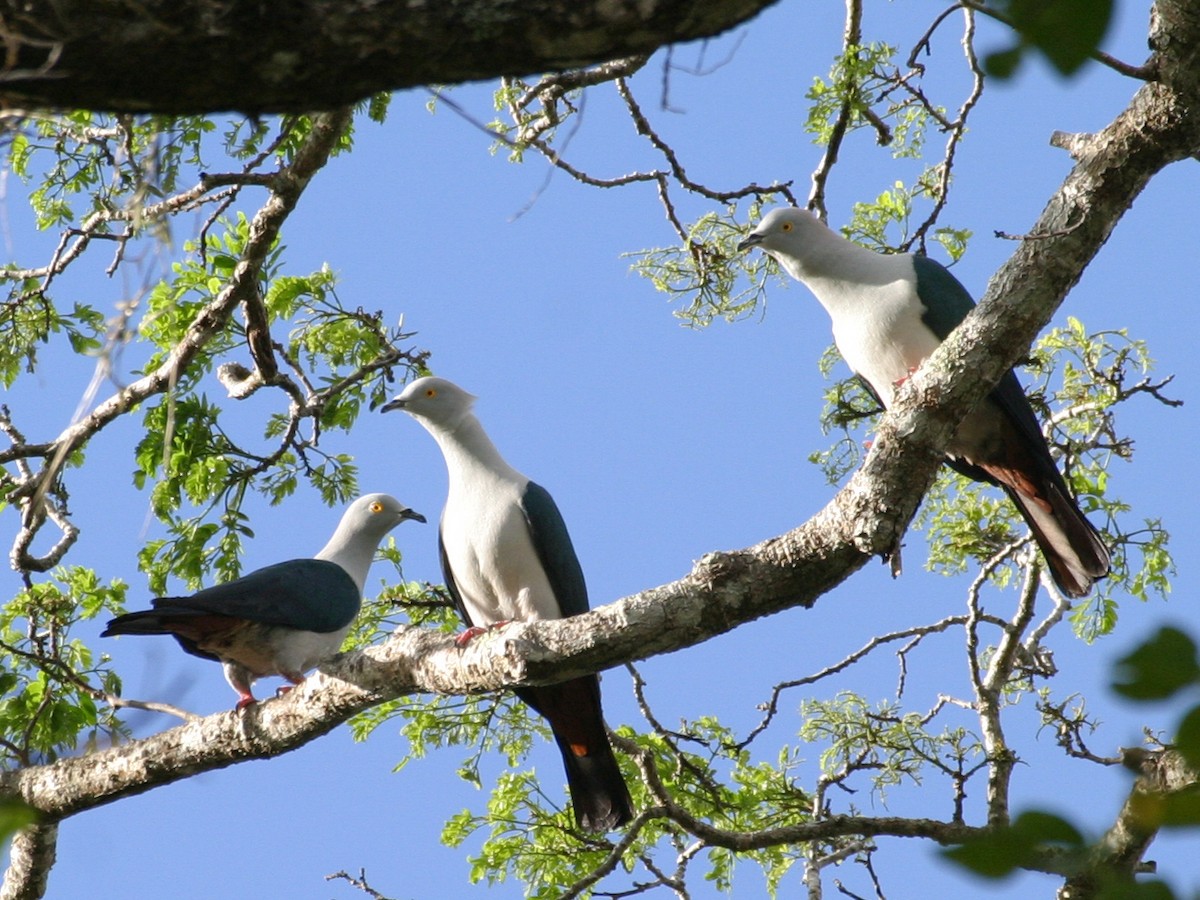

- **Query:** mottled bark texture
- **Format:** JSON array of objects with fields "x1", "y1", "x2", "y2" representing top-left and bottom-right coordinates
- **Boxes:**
[
  {"x1": 0, "y1": 0, "x2": 780, "y2": 114},
  {"x1": 2, "y1": 1, "x2": 1200, "y2": 898}
]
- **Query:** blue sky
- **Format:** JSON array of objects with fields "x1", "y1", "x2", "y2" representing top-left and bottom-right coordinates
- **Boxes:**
[{"x1": 3, "y1": 1, "x2": 1198, "y2": 897}]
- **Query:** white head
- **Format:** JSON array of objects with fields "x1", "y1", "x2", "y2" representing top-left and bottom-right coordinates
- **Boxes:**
[
  {"x1": 381, "y1": 375, "x2": 478, "y2": 431},
  {"x1": 336, "y1": 493, "x2": 425, "y2": 541},
  {"x1": 318, "y1": 493, "x2": 425, "y2": 581},
  {"x1": 737, "y1": 207, "x2": 836, "y2": 281}
]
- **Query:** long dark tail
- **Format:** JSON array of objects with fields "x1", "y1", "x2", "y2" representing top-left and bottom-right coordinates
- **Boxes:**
[
  {"x1": 1002, "y1": 479, "x2": 1110, "y2": 598},
  {"x1": 101, "y1": 609, "x2": 176, "y2": 636},
  {"x1": 517, "y1": 676, "x2": 634, "y2": 833}
]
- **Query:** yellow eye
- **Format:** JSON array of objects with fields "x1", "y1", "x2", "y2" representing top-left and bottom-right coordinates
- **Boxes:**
[
  {"x1": 425, "y1": 388, "x2": 437, "y2": 398},
  {"x1": 781, "y1": 221, "x2": 794, "y2": 232},
  {"x1": 370, "y1": 501, "x2": 384, "y2": 513}
]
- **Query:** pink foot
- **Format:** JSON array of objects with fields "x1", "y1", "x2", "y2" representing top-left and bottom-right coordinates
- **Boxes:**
[
  {"x1": 454, "y1": 621, "x2": 512, "y2": 647},
  {"x1": 274, "y1": 673, "x2": 305, "y2": 699},
  {"x1": 235, "y1": 694, "x2": 258, "y2": 711},
  {"x1": 454, "y1": 626, "x2": 487, "y2": 647},
  {"x1": 893, "y1": 366, "x2": 919, "y2": 388}
]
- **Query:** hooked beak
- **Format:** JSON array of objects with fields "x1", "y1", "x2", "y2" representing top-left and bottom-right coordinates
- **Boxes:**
[
  {"x1": 401, "y1": 507, "x2": 427, "y2": 524},
  {"x1": 736, "y1": 232, "x2": 764, "y2": 252},
  {"x1": 380, "y1": 397, "x2": 406, "y2": 414}
]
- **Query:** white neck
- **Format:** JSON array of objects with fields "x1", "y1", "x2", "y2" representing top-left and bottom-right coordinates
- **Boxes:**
[
  {"x1": 775, "y1": 228, "x2": 912, "y2": 321},
  {"x1": 423, "y1": 412, "x2": 524, "y2": 488},
  {"x1": 315, "y1": 527, "x2": 376, "y2": 593}
]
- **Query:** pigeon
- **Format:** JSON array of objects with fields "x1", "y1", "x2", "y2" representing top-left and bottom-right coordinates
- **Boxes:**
[
  {"x1": 383, "y1": 376, "x2": 634, "y2": 831},
  {"x1": 103, "y1": 493, "x2": 424, "y2": 708},
  {"x1": 739, "y1": 207, "x2": 1109, "y2": 596}
]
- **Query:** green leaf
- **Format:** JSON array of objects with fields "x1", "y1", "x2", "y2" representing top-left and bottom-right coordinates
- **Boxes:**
[
  {"x1": 943, "y1": 811, "x2": 1085, "y2": 878},
  {"x1": 1112, "y1": 627, "x2": 1200, "y2": 701},
  {"x1": 0, "y1": 799, "x2": 39, "y2": 842},
  {"x1": 1175, "y1": 706, "x2": 1200, "y2": 771},
  {"x1": 986, "y1": 0, "x2": 1114, "y2": 78},
  {"x1": 1129, "y1": 782, "x2": 1200, "y2": 830}
]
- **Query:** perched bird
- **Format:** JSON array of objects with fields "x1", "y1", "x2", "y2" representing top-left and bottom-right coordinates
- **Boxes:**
[
  {"x1": 738, "y1": 207, "x2": 1110, "y2": 597},
  {"x1": 103, "y1": 493, "x2": 425, "y2": 709},
  {"x1": 383, "y1": 376, "x2": 633, "y2": 833}
]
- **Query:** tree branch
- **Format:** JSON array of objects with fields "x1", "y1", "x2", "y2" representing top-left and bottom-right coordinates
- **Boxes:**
[
  {"x1": 4, "y1": 107, "x2": 353, "y2": 570},
  {"x1": 1061, "y1": 747, "x2": 1199, "y2": 896},
  {"x1": 0, "y1": 824, "x2": 56, "y2": 900},
  {"x1": 6, "y1": 0, "x2": 1200, "y2": 825},
  {"x1": 0, "y1": 1, "x2": 780, "y2": 114}
]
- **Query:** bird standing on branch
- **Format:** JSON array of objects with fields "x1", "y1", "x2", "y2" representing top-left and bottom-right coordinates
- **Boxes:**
[
  {"x1": 103, "y1": 493, "x2": 425, "y2": 708},
  {"x1": 739, "y1": 207, "x2": 1109, "y2": 597},
  {"x1": 383, "y1": 376, "x2": 634, "y2": 833}
]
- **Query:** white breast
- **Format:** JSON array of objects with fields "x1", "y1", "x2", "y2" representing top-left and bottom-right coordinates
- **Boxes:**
[
  {"x1": 806, "y1": 265, "x2": 940, "y2": 408},
  {"x1": 441, "y1": 474, "x2": 562, "y2": 626}
]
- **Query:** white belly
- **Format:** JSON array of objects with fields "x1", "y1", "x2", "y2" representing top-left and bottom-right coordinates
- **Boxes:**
[
  {"x1": 820, "y1": 277, "x2": 940, "y2": 408},
  {"x1": 441, "y1": 483, "x2": 562, "y2": 626}
]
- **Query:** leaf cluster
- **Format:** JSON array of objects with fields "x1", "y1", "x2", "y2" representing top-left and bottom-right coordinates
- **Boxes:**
[{"x1": 0, "y1": 567, "x2": 128, "y2": 769}]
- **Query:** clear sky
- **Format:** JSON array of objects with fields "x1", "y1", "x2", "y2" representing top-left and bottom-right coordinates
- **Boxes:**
[{"x1": 3, "y1": 2, "x2": 1198, "y2": 898}]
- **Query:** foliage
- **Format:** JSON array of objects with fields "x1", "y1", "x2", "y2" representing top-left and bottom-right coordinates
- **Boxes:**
[
  {"x1": 628, "y1": 200, "x2": 777, "y2": 327},
  {"x1": 0, "y1": 568, "x2": 127, "y2": 767},
  {"x1": 0, "y1": 2, "x2": 1190, "y2": 899},
  {"x1": 983, "y1": 0, "x2": 1116, "y2": 78},
  {"x1": 1, "y1": 107, "x2": 426, "y2": 769}
]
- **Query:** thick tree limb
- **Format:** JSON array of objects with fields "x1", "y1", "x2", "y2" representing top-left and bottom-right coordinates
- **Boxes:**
[
  {"x1": 3, "y1": 0, "x2": 1200, "y2": 837},
  {"x1": 3, "y1": 107, "x2": 352, "y2": 570},
  {"x1": 0, "y1": 824, "x2": 56, "y2": 900},
  {"x1": 0, "y1": 0, "x2": 780, "y2": 114}
]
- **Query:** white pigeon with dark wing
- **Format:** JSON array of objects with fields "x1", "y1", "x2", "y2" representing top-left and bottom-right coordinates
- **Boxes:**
[
  {"x1": 383, "y1": 376, "x2": 633, "y2": 833},
  {"x1": 739, "y1": 207, "x2": 1109, "y2": 597},
  {"x1": 103, "y1": 493, "x2": 425, "y2": 708}
]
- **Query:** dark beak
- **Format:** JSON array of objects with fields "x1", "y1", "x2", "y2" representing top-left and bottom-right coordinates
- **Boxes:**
[
  {"x1": 380, "y1": 397, "x2": 406, "y2": 413},
  {"x1": 736, "y1": 233, "x2": 763, "y2": 252},
  {"x1": 402, "y1": 508, "x2": 427, "y2": 524}
]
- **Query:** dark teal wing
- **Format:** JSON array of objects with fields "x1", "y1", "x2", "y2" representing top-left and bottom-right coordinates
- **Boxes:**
[
  {"x1": 438, "y1": 527, "x2": 475, "y2": 628},
  {"x1": 911, "y1": 254, "x2": 975, "y2": 341},
  {"x1": 152, "y1": 558, "x2": 361, "y2": 633},
  {"x1": 911, "y1": 254, "x2": 1064, "y2": 487},
  {"x1": 520, "y1": 481, "x2": 589, "y2": 618}
]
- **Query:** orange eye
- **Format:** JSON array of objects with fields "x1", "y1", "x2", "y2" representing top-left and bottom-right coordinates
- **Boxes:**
[
  {"x1": 781, "y1": 221, "x2": 793, "y2": 232},
  {"x1": 370, "y1": 501, "x2": 384, "y2": 513},
  {"x1": 425, "y1": 388, "x2": 436, "y2": 398}
]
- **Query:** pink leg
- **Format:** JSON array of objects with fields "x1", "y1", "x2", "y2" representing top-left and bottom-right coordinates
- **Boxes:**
[
  {"x1": 227, "y1": 667, "x2": 258, "y2": 711},
  {"x1": 454, "y1": 621, "x2": 512, "y2": 647},
  {"x1": 275, "y1": 672, "x2": 305, "y2": 698},
  {"x1": 893, "y1": 366, "x2": 919, "y2": 388}
]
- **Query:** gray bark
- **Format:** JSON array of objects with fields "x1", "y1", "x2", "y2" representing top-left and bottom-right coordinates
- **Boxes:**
[
  {"x1": 1, "y1": 1, "x2": 1199, "y2": 897},
  {"x1": 0, "y1": 0, "x2": 779, "y2": 114}
]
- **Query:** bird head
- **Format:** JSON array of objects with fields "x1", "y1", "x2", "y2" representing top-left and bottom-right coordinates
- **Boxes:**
[
  {"x1": 381, "y1": 375, "x2": 477, "y2": 429},
  {"x1": 736, "y1": 207, "x2": 825, "y2": 281},
  {"x1": 344, "y1": 493, "x2": 426, "y2": 535}
]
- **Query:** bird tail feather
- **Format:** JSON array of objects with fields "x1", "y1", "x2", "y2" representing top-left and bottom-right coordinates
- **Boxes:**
[
  {"x1": 101, "y1": 610, "x2": 175, "y2": 637},
  {"x1": 558, "y1": 736, "x2": 634, "y2": 833},
  {"x1": 1003, "y1": 481, "x2": 1110, "y2": 598},
  {"x1": 517, "y1": 677, "x2": 634, "y2": 833}
]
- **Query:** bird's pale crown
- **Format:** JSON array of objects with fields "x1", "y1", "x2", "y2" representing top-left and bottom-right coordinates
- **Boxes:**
[
  {"x1": 382, "y1": 375, "x2": 478, "y2": 429},
  {"x1": 737, "y1": 206, "x2": 873, "y2": 282}
]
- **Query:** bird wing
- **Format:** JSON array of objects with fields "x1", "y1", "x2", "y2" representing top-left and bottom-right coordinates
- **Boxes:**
[
  {"x1": 519, "y1": 481, "x2": 589, "y2": 618},
  {"x1": 910, "y1": 254, "x2": 976, "y2": 342},
  {"x1": 910, "y1": 254, "x2": 1061, "y2": 485},
  {"x1": 151, "y1": 558, "x2": 361, "y2": 633},
  {"x1": 437, "y1": 527, "x2": 475, "y2": 628}
]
